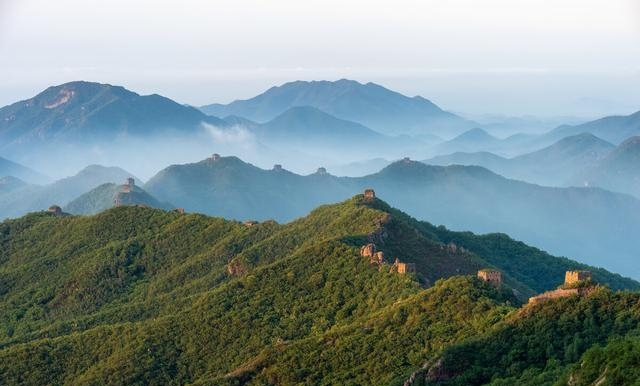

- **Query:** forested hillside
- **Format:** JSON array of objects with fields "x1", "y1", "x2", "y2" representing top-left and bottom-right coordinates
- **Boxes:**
[{"x1": 0, "y1": 194, "x2": 637, "y2": 385}]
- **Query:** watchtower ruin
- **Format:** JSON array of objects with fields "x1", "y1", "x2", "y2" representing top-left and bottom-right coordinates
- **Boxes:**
[
  {"x1": 122, "y1": 178, "x2": 135, "y2": 193},
  {"x1": 47, "y1": 205, "x2": 62, "y2": 215},
  {"x1": 364, "y1": 189, "x2": 376, "y2": 199},
  {"x1": 477, "y1": 269, "x2": 502, "y2": 288},
  {"x1": 565, "y1": 270, "x2": 592, "y2": 285},
  {"x1": 397, "y1": 262, "x2": 416, "y2": 274}
]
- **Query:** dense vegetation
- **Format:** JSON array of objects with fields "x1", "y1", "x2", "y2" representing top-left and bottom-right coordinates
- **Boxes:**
[
  {"x1": 0, "y1": 194, "x2": 638, "y2": 385},
  {"x1": 144, "y1": 156, "x2": 640, "y2": 279},
  {"x1": 422, "y1": 288, "x2": 640, "y2": 385}
]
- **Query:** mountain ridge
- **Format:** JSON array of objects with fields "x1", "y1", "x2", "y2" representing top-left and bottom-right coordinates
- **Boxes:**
[
  {"x1": 0, "y1": 80, "x2": 227, "y2": 152},
  {"x1": 200, "y1": 79, "x2": 475, "y2": 137},
  {"x1": 0, "y1": 195, "x2": 637, "y2": 385},
  {"x1": 144, "y1": 155, "x2": 640, "y2": 278}
]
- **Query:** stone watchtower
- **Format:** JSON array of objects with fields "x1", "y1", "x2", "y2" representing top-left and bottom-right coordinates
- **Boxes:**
[
  {"x1": 565, "y1": 270, "x2": 591, "y2": 285},
  {"x1": 397, "y1": 262, "x2": 416, "y2": 274},
  {"x1": 47, "y1": 205, "x2": 62, "y2": 215},
  {"x1": 478, "y1": 269, "x2": 502, "y2": 288},
  {"x1": 122, "y1": 178, "x2": 135, "y2": 193},
  {"x1": 364, "y1": 189, "x2": 376, "y2": 199}
]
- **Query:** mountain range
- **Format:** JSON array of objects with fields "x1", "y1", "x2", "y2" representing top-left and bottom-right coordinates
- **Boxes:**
[
  {"x1": 546, "y1": 110, "x2": 640, "y2": 144},
  {"x1": 0, "y1": 155, "x2": 49, "y2": 184},
  {"x1": 201, "y1": 79, "x2": 475, "y2": 138},
  {"x1": 577, "y1": 136, "x2": 640, "y2": 198},
  {"x1": 144, "y1": 155, "x2": 640, "y2": 278},
  {"x1": 0, "y1": 81, "x2": 232, "y2": 178},
  {"x1": 425, "y1": 133, "x2": 638, "y2": 196},
  {"x1": 0, "y1": 165, "x2": 137, "y2": 219},
  {"x1": 0, "y1": 81, "x2": 226, "y2": 151},
  {"x1": 1, "y1": 194, "x2": 638, "y2": 385}
]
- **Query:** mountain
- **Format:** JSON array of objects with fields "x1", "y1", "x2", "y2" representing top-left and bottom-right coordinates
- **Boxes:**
[
  {"x1": 222, "y1": 114, "x2": 261, "y2": 130},
  {"x1": 64, "y1": 180, "x2": 174, "y2": 215},
  {"x1": 327, "y1": 157, "x2": 392, "y2": 177},
  {"x1": 0, "y1": 176, "x2": 28, "y2": 194},
  {"x1": 256, "y1": 105, "x2": 386, "y2": 146},
  {"x1": 0, "y1": 81, "x2": 227, "y2": 154},
  {"x1": 0, "y1": 194, "x2": 637, "y2": 385},
  {"x1": 0, "y1": 156, "x2": 49, "y2": 183},
  {"x1": 433, "y1": 127, "x2": 503, "y2": 154},
  {"x1": 200, "y1": 79, "x2": 474, "y2": 137},
  {"x1": 425, "y1": 151, "x2": 509, "y2": 171},
  {"x1": 424, "y1": 133, "x2": 615, "y2": 186},
  {"x1": 145, "y1": 155, "x2": 355, "y2": 221},
  {"x1": 545, "y1": 110, "x2": 640, "y2": 144},
  {"x1": 577, "y1": 136, "x2": 640, "y2": 198},
  {"x1": 145, "y1": 155, "x2": 640, "y2": 278},
  {"x1": 0, "y1": 165, "x2": 137, "y2": 219},
  {"x1": 506, "y1": 133, "x2": 614, "y2": 185},
  {"x1": 421, "y1": 286, "x2": 640, "y2": 385}
]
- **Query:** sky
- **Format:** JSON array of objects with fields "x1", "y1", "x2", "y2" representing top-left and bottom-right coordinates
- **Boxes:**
[{"x1": 0, "y1": 0, "x2": 639, "y2": 118}]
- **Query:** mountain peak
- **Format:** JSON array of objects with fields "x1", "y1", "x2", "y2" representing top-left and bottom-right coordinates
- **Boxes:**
[
  {"x1": 199, "y1": 79, "x2": 472, "y2": 136},
  {"x1": 618, "y1": 135, "x2": 640, "y2": 148},
  {"x1": 34, "y1": 81, "x2": 137, "y2": 110},
  {"x1": 0, "y1": 81, "x2": 224, "y2": 150},
  {"x1": 456, "y1": 127, "x2": 494, "y2": 140}
]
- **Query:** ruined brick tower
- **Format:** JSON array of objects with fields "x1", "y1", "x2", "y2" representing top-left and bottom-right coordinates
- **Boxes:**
[
  {"x1": 477, "y1": 269, "x2": 502, "y2": 288},
  {"x1": 565, "y1": 270, "x2": 591, "y2": 285}
]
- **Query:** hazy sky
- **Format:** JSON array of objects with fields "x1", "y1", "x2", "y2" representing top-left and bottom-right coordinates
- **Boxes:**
[{"x1": 1, "y1": 0, "x2": 639, "y2": 117}]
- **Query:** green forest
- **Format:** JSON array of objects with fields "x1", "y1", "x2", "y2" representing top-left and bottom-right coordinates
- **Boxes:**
[{"x1": 0, "y1": 194, "x2": 638, "y2": 385}]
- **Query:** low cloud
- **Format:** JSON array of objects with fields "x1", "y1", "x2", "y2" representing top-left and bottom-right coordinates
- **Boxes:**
[{"x1": 202, "y1": 123, "x2": 256, "y2": 144}]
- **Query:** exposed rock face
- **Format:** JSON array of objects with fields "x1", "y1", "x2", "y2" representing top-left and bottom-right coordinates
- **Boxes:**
[
  {"x1": 227, "y1": 259, "x2": 248, "y2": 277},
  {"x1": 425, "y1": 358, "x2": 454, "y2": 383}
]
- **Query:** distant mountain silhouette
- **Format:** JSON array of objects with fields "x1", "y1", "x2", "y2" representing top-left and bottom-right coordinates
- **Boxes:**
[
  {"x1": 546, "y1": 110, "x2": 640, "y2": 144},
  {"x1": 425, "y1": 151, "x2": 508, "y2": 171},
  {"x1": 0, "y1": 164, "x2": 137, "y2": 219},
  {"x1": 0, "y1": 176, "x2": 28, "y2": 195},
  {"x1": 144, "y1": 155, "x2": 355, "y2": 221},
  {"x1": 144, "y1": 155, "x2": 640, "y2": 277},
  {"x1": 426, "y1": 133, "x2": 615, "y2": 186},
  {"x1": 200, "y1": 79, "x2": 474, "y2": 137},
  {"x1": 256, "y1": 106, "x2": 386, "y2": 145},
  {"x1": 434, "y1": 128, "x2": 503, "y2": 154},
  {"x1": 0, "y1": 156, "x2": 49, "y2": 183},
  {"x1": 509, "y1": 133, "x2": 614, "y2": 184},
  {"x1": 577, "y1": 136, "x2": 640, "y2": 198},
  {"x1": 0, "y1": 81, "x2": 226, "y2": 153}
]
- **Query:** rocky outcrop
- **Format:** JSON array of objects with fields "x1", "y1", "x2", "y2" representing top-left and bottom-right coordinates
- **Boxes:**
[{"x1": 227, "y1": 259, "x2": 248, "y2": 277}]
